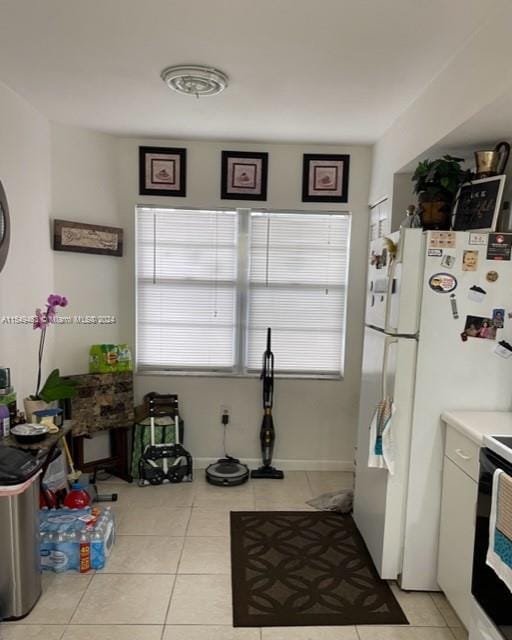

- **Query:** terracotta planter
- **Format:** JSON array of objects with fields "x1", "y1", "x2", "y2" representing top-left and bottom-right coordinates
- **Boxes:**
[
  {"x1": 23, "y1": 398, "x2": 58, "y2": 423},
  {"x1": 418, "y1": 195, "x2": 452, "y2": 230}
]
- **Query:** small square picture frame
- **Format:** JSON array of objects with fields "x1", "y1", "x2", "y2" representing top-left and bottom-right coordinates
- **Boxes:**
[
  {"x1": 139, "y1": 146, "x2": 187, "y2": 197},
  {"x1": 302, "y1": 153, "x2": 350, "y2": 203},
  {"x1": 221, "y1": 151, "x2": 268, "y2": 201}
]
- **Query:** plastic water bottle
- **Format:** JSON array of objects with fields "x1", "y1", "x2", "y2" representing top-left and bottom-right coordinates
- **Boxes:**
[
  {"x1": 103, "y1": 506, "x2": 114, "y2": 523},
  {"x1": 67, "y1": 530, "x2": 80, "y2": 571},
  {"x1": 53, "y1": 530, "x2": 76, "y2": 573},
  {"x1": 106, "y1": 507, "x2": 115, "y2": 548},
  {"x1": 102, "y1": 512, "x2": 115, "y2": 558},
  {"x1": 91, "y1": 529, "x2": 105, "y2": 570},
  {"x1": 79, "y1": 529, "x2": 91, "y2": 573},
  {"x1": 40, "y1": 531, "x2": 53, "y2": 571}
]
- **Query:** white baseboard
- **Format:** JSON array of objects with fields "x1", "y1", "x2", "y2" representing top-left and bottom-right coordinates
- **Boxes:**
[{"x1": 194, "y1": 457, "x2": 354, "y2": 472}]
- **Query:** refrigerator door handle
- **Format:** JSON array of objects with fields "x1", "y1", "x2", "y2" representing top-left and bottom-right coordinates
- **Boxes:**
[
  {"x1": 384, "y1": 258, "x2": 398, "y2": 333},
  {"x1": 381, "y1": 335, "x2": 399, "y2": 400}
]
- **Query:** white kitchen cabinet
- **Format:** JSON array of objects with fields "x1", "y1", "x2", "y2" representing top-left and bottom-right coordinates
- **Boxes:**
[{"x1": 438, "y1": 425, "x2": 478, "y2": 629}]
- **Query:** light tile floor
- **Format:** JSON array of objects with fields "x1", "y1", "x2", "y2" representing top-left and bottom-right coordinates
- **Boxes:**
[{"x1": 0, "y1": 471, "x2": 468, "y2": 640}]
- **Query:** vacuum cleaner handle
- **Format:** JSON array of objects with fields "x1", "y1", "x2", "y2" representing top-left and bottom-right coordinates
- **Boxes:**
[
  {"x1": 263, "y1": 355, "x2": 274, "y2": 408},
  {"x1": 261, "y1": 328, "x2": 274, "y2": 408},
  {"x1": 261, "y1": 328, "x2": 272, "y2": 370}
]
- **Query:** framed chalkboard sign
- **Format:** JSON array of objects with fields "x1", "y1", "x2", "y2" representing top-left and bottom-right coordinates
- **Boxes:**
[{"x1": 452, "y1": 175, "x2": 506, "y2": 231}]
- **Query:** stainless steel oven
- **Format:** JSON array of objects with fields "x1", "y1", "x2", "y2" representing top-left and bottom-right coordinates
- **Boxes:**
[{"x1": 472, "y1": 440, "x2": 512, "y2": 640}]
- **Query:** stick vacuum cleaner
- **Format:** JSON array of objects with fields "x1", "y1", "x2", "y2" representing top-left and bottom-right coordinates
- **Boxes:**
[{"x1": 251, "y1": 328, "x2": 284, "y2": 480}]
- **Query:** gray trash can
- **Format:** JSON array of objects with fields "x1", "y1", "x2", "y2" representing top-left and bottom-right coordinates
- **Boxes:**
[{"x1": 0, "y1": 471, "x2": 42, "y2": 620}]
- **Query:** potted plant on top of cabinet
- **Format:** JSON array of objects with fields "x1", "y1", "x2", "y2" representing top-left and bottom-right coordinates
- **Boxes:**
[{"x1": 412, "y1": 155, "x2": 469, "y2": 230}]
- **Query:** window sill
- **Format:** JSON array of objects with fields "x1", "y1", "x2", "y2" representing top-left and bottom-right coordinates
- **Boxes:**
[{"x1": 136, "y1": 368, "x2": 343, "y2": 381}]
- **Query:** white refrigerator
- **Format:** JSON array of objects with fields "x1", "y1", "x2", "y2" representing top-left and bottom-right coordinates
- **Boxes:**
[{"x1": 354, "y1": 228, "x2": 512, "y2": 591}]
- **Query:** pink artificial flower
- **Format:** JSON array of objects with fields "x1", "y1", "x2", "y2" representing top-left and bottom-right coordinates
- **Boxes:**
[
  {"x1": 33, "y1": 294, "x2": 68, "y2": 329},
  {"x1": 33, "y1": 308, "x2": 47, "y2": 330},
  {"x1": 46, "y1": 307, "x2": 56, "y2": 323},
  {"x1": 47, "y1": 294, "x2": 65, "y2": 307}
]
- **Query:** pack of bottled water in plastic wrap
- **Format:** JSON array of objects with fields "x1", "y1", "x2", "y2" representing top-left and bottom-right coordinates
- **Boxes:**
[{"x1": 39, "y1": 506, "x2": 115, "y2": 572}]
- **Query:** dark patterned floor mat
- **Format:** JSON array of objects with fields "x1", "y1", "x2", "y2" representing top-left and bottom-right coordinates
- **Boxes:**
[{"x1": 230, "y1": 511, "x2": 408, "y2": 627}]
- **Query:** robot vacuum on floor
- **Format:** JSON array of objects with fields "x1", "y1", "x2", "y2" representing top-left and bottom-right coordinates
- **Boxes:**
[{"x1": 205, "y1": 457, "x2": 249, "y2": 486}]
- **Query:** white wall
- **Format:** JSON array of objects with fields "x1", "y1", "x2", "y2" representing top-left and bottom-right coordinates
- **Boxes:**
[
  {"x1": 0, "y1": 81, "x2": 53, "y2": 401},
  {"x1": 50, "y1": 124, "x2": 126, "y2": 375},
  {"x1": 50, "y1": 128, "x2": 372, "y2": 469},
  {"x1": 370, "y1": 0, "x2": 512, "y2": 206},
  {"x1": 117, "y1": 138, "x2": 372, "y2": 468}
]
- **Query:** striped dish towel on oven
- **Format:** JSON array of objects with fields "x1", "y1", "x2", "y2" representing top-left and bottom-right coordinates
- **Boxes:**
[{"x1": 487, "y1": 468, "x2": 512, "y2": 593}]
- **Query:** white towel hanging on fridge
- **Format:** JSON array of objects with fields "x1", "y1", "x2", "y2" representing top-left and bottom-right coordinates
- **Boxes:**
[{"x1": 368, "y1": 398, "x2": 396, "y2": 475}]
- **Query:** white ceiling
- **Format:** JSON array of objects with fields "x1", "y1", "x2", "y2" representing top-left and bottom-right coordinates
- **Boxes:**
[{"x1": 0, "y1": 0, "x2": 497, "y2": 144}]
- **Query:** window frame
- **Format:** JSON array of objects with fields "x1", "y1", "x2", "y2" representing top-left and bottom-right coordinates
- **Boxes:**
[{"x1": 135, "y1": 205, "x2": 351, "y2": 380}]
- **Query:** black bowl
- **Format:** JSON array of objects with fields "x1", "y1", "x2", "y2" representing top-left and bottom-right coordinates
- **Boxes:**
[
  {"x1": 12, "y1": 432, "x2": 47, "y2": 444},
  {"x1": 10, "y1": 425, "x2": 48, "y2": 444}
]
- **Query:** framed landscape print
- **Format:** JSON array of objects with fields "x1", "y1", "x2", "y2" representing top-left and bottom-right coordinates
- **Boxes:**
[
  {"x1": 53, "y1": 219, "x2": 123, "y2": 257},
  {"x1": 139, "y1": 146, "x2": 187, "y2": 197},
  {"x1": 221, "y1": 151, "x2": 268, "y2": 200},
  {"x1": 302, "y1": 154, "x2": 350, "y2": 203}
]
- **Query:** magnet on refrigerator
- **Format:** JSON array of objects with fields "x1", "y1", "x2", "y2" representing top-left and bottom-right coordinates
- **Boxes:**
[
  {"x1": 494, "y1": 341, "x2": 512, "y2": 359},
  {"x1": 492, "y1": 309, "x2": 505, "y2": 328},
  {"x1": 468, "y1": 285, "x2": 486, "y2": 302},
  {"x1": 462, "y1": 250, "x2": 479, "y2": 271},
  {"x1": 487, "y1": 270, "x2": 499, "y2": 282}
]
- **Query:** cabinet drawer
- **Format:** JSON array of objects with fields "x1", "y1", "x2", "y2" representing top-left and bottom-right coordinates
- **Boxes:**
[
  {"x1": 438, "y1": 456, "x2": 478, "y2": 628},
  {"x1": 445, "y1": 427, "x2": 479, "y2": 481}
]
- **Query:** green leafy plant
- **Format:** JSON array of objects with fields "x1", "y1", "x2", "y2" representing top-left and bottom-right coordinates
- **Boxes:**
[
  {"x1": 412, "y1": 155, "x2": 469, "y2": 202},
  {"x1": 37, "y1": 368, "x2": 77, "y2": 403}
]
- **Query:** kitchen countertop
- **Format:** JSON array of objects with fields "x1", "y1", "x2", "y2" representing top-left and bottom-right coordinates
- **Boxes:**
[
  {"x1": 441, "y1": 411, "x2": 512, "y2": 445},
  {"x1": 0, "y1": 420, "x2": 72, "y2": 451}
]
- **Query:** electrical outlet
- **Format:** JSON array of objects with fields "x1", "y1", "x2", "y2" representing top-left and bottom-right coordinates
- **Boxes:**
[{"x1": 220, "y1": 405, "x2": 231, "y2": 421}]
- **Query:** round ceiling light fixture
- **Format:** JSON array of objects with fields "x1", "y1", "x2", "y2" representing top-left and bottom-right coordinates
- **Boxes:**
[{"x1": 161, "y1": 64, "x2": 229, "y2": 97}]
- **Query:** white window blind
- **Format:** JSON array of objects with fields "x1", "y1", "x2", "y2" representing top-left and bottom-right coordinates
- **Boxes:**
[
  {"x1": 136, "y1": 207, "x2": 350, "y2": 377},
  {"x1": 247, "y1": 212, "x2": 350, "y2": 375},
  {"x1": 136, "y1": 207, "x2": 239, "y2": 371}
]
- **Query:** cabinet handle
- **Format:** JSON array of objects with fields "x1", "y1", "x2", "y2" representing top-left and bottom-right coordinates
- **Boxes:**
[{"x1": 455, "y1": 448, "x2": 471, "y2": 461}]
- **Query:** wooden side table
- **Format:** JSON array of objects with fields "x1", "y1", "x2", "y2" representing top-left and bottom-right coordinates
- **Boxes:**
[
  {"x1": 64, "y1": 372, "x2": 135, "y2": 483},
  {"x1": 71, "y1": 427, "x2": 132, "y2": 482}
]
